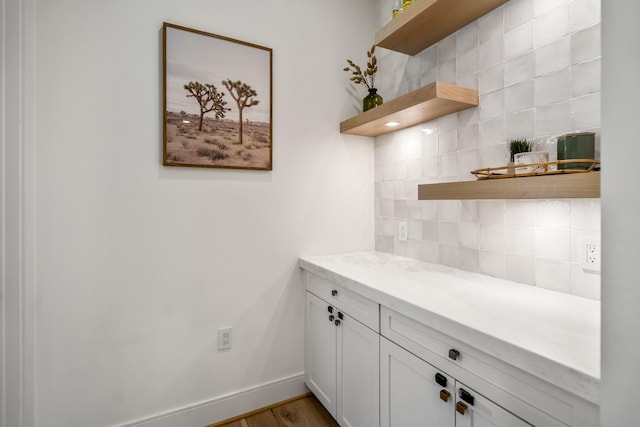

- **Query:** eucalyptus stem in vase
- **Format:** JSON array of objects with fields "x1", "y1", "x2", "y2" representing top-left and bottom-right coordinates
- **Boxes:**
[{"x1": 343, "y1": 44, "x2": 383, "y2": 112}]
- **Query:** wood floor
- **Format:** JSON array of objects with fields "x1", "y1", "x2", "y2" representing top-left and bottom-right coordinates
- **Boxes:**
[{"x1": 207, "y1": 394, "x2": 339, "y2": 427}]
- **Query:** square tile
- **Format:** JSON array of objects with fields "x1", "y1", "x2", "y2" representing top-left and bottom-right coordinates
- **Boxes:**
[
  {"x1": 439, "y1": 129, "x2": 458, "y2": 153},
  {"x1": 505, "y1": 200, "x2": 536, "y2": 225},
  {"x1": 535, "y1": 4, "x2": 569, "y2": 48},
  {"x1": 459, "y1": 221, "x2": 480, "y2": 248},
  {"x1": 479, "y1": 36, "x2": 505, "y2": 71},
  {"x1": 460, "y1": 200, "x2": 479, "y2": 222},
  {"x1": 536, "y1": 199, "x2": 571, "y2": 229},
  {"x1": 571, "y1": 93, "x2": 601, "y2": 130},
  {"x1": 438, "y1": 34, "x2": 457, "y2": 63},
  {"x1": 457, "y1": 21, "x2": 479, "y2": 55},
  {"x1": 535, "y1": 68, "x2": 571, "y2": 107},
  {"x1": 438, "y1": 60, "x2": 457, "y2": 84},
  {"x1": 505, "y1": 109, "x2": 535, "y2": 141},
  {"x1": 572, "y1": 58, "x2": 601, "y2": 98},
  {"x1": 571, "y1": 199, "x2": 601, "y2": 231},
  {"x1": 479, "y1": 63, "x2": 505, "y2": 95},
  {"x1": 505, "y1": 0, "x2": 533, "y2": 32},
  {"x1": 479, "y1": 90, "x2": 505, "y2": 121},
  {"x1": 535, "y1": 101, "x2": 570, "y2": 137},
  {"x1": 505, "y1": 51, "x2": 536, "y2": 86},
  {"x1": 570, "y1": 263, "x2": 601, "y2": 300},
  {"x1": 457, "y1": 48, "x2": 479, "y2": 80},
  {"x1": 480, "y1": 250, "x2": 507, "y2": 278},
  {"x1": 438, "y1": 200, "x2": 459, "y2": 222},
  {"x1": 479, "y1": 117, "x2": 505, "y2": 146},
  {"x1": 439, "y1": 152, "x2": 459, "y2": 177},
  {"x1": 570, "y1": 0, "x2": 600, "y2": 32},
  {"x1": 534, "y1": 0, "x2": 567, "y2": 17},
  {"x1": 506, "y1": 254, "x2": 536, "y2": 285},
  {"x1": 535, "y1": 259, "x2": 572, "y2": 293},
  {"x1": 507, "y1": 225, "x2": 536, "y2": 257},
  {"x1": 505, "y1": 21, "x2": 534, "y2": 58},
  {"x1": 479, "y1": 6, "x2": 505, "y2": 43},
  {"x1": 479, "y1": 144, "x2": 510, "y2": 168},
  {"x1": 422, "y1": 220, "x2": 439, "y2": 241},
  {"x1": 571, "y1": 24, "x2": 601, "y2": 65},
  {"x1": 505, "y1": 79, "x2": 535, "y2": 114},
  {"x1": 458, "y1": 123, "x2": 479, "y2": 150},
  {"x1": 420, "y1": 241, "x2": 440, "y2": 264},
  {"x1": 439, "y1": 244, "x2": 459, "y2": 268},
  {"x1": 480, "y1": 224, "x2": 506, "y2": 251},
  {"x1": 535, "y1": 228, "x2": 571, "y2": 261},
  {"x1": 459, "y1": 247, "x2": 480, "y2": 272},
  {"x1": 535, "y1": 36, "x2": 571, "y2": 76}
]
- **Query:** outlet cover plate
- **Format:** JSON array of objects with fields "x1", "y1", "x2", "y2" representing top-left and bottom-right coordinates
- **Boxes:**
[{"x1": 580, "y1": 236, "x2": 601, "y2": 273}]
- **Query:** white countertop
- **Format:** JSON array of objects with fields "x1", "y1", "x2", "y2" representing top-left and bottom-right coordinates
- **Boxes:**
[{"x1": 299, "y1": 251, "x2": 600, "y2": 404}]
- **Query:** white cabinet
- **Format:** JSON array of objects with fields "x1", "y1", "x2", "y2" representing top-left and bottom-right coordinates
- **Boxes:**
[
  {"x1": 304, "y1": 275, "x2": 380, "y2": 427},
  {"x1": 381, "y1": 337, "x2": 530, "y2": 427}
]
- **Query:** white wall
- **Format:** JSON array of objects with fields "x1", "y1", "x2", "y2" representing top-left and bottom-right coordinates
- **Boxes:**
[
  {"x1": 601, "y1": 1, "x2": 640, "y2": 425},
  {"x1": 373, "y1": 0, "x2": 601, "y2": 299},
  {"x1": 2, "y1": 0, "x2": 375, "y2": 426}
]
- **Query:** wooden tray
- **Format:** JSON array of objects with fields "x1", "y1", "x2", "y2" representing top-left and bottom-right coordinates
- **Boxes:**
[{"x1": 471, "y1": 159, "x2": 599, "y2": 180}]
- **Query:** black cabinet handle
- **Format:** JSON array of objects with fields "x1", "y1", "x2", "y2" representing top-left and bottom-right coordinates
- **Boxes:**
[
  {"x1": 338, "y1": 312, "x2": 344, "y2": 320},
  {"x1": 449, "y1": 349, "x2": 460, "y2": 361},
  {"x1": 435, "y1": 373, "x2": 447, "y2": 387},
  {"x1": 327, "y1": 306, "x2": 334, "y2": 313},
  {"x1": 329, "y1": 315, "x2": 335, "y2": 322},
  {"x1": 331, "y1": 290, "x2": 338, "y2": 296},
  {"x1": 459, "y1": 388, "x2": 474, "y2": 406},
  {"x1": 335, "y1": 319, "x2": 341, "y2": 326}
]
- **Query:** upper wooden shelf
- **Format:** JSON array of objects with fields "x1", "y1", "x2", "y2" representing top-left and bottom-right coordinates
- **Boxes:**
[
  {"x1": 340, "y1": 81, "x2": 478, "y2": 137},
  {"x1": 418, "y1": 172, "x2": 601, "y2": 200},
  {"x1": 376, "y1": 0, "x2": 509, "y2": 55}
]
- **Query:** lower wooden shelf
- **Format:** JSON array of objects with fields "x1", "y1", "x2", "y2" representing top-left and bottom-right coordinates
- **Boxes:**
[{"x1": 417, "y1": 172, "x2": 600, "y2": 200}]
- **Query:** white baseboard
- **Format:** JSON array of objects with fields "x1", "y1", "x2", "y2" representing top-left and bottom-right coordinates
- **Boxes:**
[{"x1": 117, "y1": 373, "x2": 307, "y2": 427}]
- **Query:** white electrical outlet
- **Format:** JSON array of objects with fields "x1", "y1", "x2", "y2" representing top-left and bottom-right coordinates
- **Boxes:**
[
  {"x1": 218, "y1": 327, "x2": 232, "y2": 350},
  {"x1": 399, "y1": 221, "x2": 408, "y2": 242},
  {"x1": 580, "y1": 237, "x2": 601, "y2": 273}
]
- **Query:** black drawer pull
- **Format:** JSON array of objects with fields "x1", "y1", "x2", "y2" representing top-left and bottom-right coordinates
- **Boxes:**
[
  {"x1": 448, "y1": 349, "x2": 460, "y2": 361},
  {"x1": 331, "y1": 289, "x2": 338, "y2": 296},
  {"x1": 327, "y1": 306, "x2": 333, "y2": 313},
  {"x1": 338, "y1": 312, "x2": 344, "y2": 320},
  {"x1": 435, "y1": 373, "x2": 447, "y2": 387},
  {"x1": 459, "y1": 388, "x2": 474, "y2": 406}
]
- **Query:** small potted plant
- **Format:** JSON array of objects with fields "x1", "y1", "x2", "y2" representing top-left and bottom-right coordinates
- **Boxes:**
[
  {"x1": 343, "y1": 45, "x2": 383, "y2": 112},
  {"x1": 509, "y1": 138, "x2": 532, "y2": 163}
]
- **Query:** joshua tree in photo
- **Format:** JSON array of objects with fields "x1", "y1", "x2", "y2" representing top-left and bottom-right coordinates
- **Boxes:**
[
  {"x1": 183, "y1": 81, "x2": 229, "y2": 131},
  {"x1": 222, "y1": 79, "x2": 260, "y2": 144}
]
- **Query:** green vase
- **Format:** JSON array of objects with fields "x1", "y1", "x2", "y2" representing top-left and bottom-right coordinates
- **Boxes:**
[{"x1": 363, "y1": 88, "x2": 383, "y2": 112}]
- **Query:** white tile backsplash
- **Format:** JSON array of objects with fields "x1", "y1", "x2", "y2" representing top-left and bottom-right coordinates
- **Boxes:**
[{"x1": 374, "y1": 0, "x2": 600, "y2": 299}]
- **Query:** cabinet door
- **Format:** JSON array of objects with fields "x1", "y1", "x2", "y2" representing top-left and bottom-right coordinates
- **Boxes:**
[
  {"x1": 337, "y1": 311, "x2": 380, "y2": 427},
  {"x1": 454, "y1": 383, "x2": 532, "y2": 427},
  {"x1": 305, "y1": 291, "x2": 337, "y2": 416},
  {"x1": 380, "y1": 337, "x2": 455, "y2": 427}
]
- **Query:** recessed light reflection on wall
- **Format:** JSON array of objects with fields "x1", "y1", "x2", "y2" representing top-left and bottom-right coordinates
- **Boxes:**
[{"x1": 385, "y1": 121, "x2": 400, "y2": 127}]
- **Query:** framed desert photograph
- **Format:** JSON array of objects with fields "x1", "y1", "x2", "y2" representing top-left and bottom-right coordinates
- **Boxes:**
[{"x1": 163, "y1": 23, "x2": 273, "y2": 170}]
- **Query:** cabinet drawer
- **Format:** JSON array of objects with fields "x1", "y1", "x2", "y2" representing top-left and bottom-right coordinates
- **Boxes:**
[
  {"x1": 381, "y1": 307, "x2": 597, "y2": 427},
  {"x1": 306, "y1": 272, "x2": 379, "y2": 332}
]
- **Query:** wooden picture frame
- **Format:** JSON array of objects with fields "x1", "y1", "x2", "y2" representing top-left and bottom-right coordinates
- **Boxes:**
[{"x1": 163, "y1": 23, "x2": 273, "y2": 170}]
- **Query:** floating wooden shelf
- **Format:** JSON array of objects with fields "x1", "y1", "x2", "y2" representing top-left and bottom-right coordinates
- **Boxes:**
[
  {"x1": 418, "y1": 172, "x2": 601, "y2": 200},
  {"x1": 376, "y1": 0, "x2": 509, "y2": 55},
  {"x1": 340, "y1": 81, "x2": 478, "y2": 137}
]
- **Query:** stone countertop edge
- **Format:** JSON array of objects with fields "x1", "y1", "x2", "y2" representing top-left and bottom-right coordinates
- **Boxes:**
[{"x1": 298, "y1": 251, "x2": 600, "y2": 405}]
